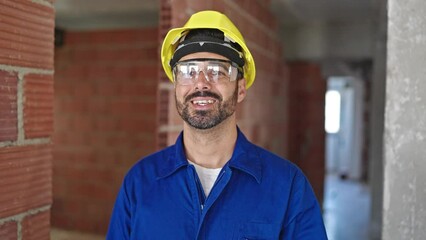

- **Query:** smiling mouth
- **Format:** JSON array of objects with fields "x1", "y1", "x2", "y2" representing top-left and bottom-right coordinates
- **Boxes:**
[{"x1": 191, "y1": 99, "x2": 216, "y2": 106}]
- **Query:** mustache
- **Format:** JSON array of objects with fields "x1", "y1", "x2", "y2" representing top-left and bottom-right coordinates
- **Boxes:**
[{"x1": 185, "y1": 91, "x2": 222, "y2": 102}]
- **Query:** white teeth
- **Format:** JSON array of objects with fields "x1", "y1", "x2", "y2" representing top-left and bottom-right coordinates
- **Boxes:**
[{"x1": 192, "y1": 100, "x2": 215, "y2": 105}]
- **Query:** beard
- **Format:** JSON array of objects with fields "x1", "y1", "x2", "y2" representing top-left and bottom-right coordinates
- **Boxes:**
[{"x1": 175, "y1": 86, "x2": 238, "y2": 130}]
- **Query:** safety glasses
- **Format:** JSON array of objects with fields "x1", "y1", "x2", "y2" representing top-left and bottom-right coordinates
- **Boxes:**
[{"x1": 172, "y1": 58, "x2": 240, "y2": 85}]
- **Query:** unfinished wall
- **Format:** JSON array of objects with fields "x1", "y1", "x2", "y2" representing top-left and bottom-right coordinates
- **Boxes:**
[
  {"x1": 53, "y1": 28, "x2": 158, "y2": 234},
  {"x1": 287, "y1": 62, "x2": 326, "y2": 203},
  {"x1": 158, "y1": 0, "x2": 289, "y2": 158},
  {"x1": 383, "y1": 0, "x2": 426, "y2": 238},
  {"x1": 369, "y1": 0, "x2": 387, "y2": 238},
  {"x1": 0, "y1": 0, "x2": 55, "y2": 239}
]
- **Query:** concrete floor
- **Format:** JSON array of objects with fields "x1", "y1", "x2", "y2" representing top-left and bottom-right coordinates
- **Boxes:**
[
  {"x1": 51, "y1": 173, "x2": 371, "y2": 240},
  {"x1": 323, "y1": 174, "x2": 371, "y2": 240},
  {"x1": 50, "y1": 228, "x2": 104, "y2": 240}
]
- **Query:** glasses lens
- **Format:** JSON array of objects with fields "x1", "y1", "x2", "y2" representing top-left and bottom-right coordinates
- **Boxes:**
[
  {"x1": 206, "y1": 63, "x2": 230, "y2": 83},
  {"x1": 173, "y1": 63, "x2": 195, "y2": 85},
  {"x1": 173, "y1": 59, "x2": 238, "y2": 85}
]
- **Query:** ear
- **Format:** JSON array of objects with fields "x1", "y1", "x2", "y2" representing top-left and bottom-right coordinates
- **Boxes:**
[{"x1": 237, "y1": 78, "x2": 247, "y2": 103}]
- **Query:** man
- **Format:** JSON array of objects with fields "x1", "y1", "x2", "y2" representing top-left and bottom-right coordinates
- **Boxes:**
[{"x1": 107, "y1": 10, "x2": 328, "y2": 239}]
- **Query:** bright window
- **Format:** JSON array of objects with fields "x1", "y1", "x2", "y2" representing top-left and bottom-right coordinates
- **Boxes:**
[{"x1": 325, "y1": 90, "x2": 341, "y2": 133}]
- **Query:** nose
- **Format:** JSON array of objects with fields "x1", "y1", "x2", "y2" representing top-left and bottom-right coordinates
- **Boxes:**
[{"x1": 194, "y1": 71, "x2": 211, "y2": 90}]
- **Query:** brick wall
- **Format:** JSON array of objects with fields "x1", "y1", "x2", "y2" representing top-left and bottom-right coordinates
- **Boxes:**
[
  {"x1": 53, "y1": 28, "x2": 159, "y2": 234},
  {"x1": 287, "y1": 62, "x2": 326, "y2": 203},
  {"x1": 0, "y1": 0, "x2": 54, "y2": 239},
  {"x1": 157, "y1": 1, "x2": 173, "y2": 149},
  {"x1": 158, "y1": 0, "x2": 289, "y2": 157}
]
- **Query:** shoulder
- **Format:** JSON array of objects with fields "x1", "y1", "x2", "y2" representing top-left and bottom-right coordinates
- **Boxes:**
[
  {"x1": 124, "y1": 145, "x2": 176, "y2": 184},
  {"x1": 236, "y1": 130, "x2": 300, "y2": 177},
  {"x1": 252, "y1": 144, "x2": 297, "y2": 170},
  {"x1": 250, "y1": 144, "x2": 319, "y2": 206},
  {"x1": 250, "y1": 143, "x2": 307, "y2": 183}
]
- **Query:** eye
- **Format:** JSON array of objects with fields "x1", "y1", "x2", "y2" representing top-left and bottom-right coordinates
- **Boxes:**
[
  {"x1": 207, "y1": 66, "x2": 227, "y2": 77},
  {"x1": 209, "y1": 68, "x2": 219, "y2": 76},
  {"x1": 175, "y1": 65, "x2": 187, "y2": 77},
  {"x1": 187, "y1": 65, "x2": 199, "y2": 77}
]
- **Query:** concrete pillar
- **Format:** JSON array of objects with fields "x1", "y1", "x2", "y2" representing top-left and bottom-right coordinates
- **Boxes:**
[
  {"x1": 383, "y1": 0, "x2": 426, "y2": 239},
  {"x1": 369, "y1": 0, "x2": 387, "y2": 239}
]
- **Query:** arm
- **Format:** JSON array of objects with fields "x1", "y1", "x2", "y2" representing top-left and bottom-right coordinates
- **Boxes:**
[
  {"x1": 106, "y1": 177, "x2": 133, "y2": 240},
  {"x1": 281, "y1": 171, "x2": 328, "y2": 239}
]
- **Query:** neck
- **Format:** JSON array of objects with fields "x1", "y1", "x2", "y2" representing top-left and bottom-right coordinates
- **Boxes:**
[{"x1": 183, "y1": 115, "x2": 238, "y2": 169}]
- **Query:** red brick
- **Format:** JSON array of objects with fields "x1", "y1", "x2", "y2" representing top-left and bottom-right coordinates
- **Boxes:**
[
  {"x1": 287, "y1": 62, "x2": 326, "y2": 202},
  {"x1": 0, "y1": 145, "x2": 52, "y2": 218},
  {"x1": 24, "y1": 74, "x2": 54, "y2": 139},
  {"x1": 66, "y1": 131, "x2": 91, "y2": 145},
  {"x1": 109, "y1": 98, "x2": 156, "y2": 115},
  {"x1": 78, "y1": 65, "x2": 117, "y2": 82},
  {"x1": 51, "y1": 197, "x2": 77, "y2": 218},
  {"x1": 57, "y1": 98, "x2": 88, "y2": 114},
  {"x1": 87, "y1": 98, "x2": 110, "y2": 115},
  {"x1": 52, "y1": 115, "x2": 72, "y2": 136},
  {"x1": 95, "y1": 82, "x2": 121, "y2": 96},
  {"x1": 127, "y1": 134, "x2": 156, "y2": 150},
  {"x1": 73, "y1": 82, "x2": 95, "y2": 98},
  {"x1": 53, "y1": 26, "x2": 160, "y2": 234},
  {"x1": 22, "y1": 210, "x2": 50, "y2": 240},
  {"x1": 66, "y1": 28, "x2": 158, "y2": 46},
  {"x1": 75, "y1": 167, "x2": 115, "y2": 185},
  {"x1": 53, "y1": 80, "x2": 72, "y2": 96},
  {"x1": 52, "y1": 148, "x2": 76, "y2": 167},
  {"x1": 60, "y1": 64, "x2": 88, "y2": 81},
  {"x1": 70, "y1": 181, "x2": 116, "y2": 200},
  {"x1": 0, "y1": 71, "x2": 18, "y2": 142},
  {"x1": 71, "y1": 115, "x2": 93, "y2": 132},
  {"x1": 93, "y1": 117, "x2": 118, "y2": 132},
  {"x1": 0, "y1": 221, "x2": 17, "y2": 240},
  {"x1": 212, "y1": 0, "x2": 226, "y2": 13},
  {"x1": 119, "y1": 82, "x2": 157, "y2": 96},
  {"x1": 0, "y1": 0, "x2": 54, "y2": 69},
  {"x1": 117, "y1": 117, "x2": 156, "y2": 133},
  {"x1": 69, "y1": 46, "x2": 158, "y2": 65}
]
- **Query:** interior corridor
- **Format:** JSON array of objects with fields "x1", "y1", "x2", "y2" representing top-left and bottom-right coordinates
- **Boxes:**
[{"x1": 323, "y1": 174, "x2": 371, "y2": 240}]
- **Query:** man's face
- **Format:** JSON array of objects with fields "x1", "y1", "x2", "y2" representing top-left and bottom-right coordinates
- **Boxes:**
[{"x1": 174, "y1": 52, "x2": 246, "y2": 130}]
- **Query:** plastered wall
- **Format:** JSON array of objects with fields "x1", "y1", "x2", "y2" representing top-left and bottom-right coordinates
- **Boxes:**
[{"x1": 383, "y1": 0, "x2": 426, "y2": 238}]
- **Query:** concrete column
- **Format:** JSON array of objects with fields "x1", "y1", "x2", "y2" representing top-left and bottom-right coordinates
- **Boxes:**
[
  {"x1": 383, "y1": 0, "x2": 426, "y2": 239},
  {"x1": 369, "y1": 0, "x2": 387, "y2": 239}
]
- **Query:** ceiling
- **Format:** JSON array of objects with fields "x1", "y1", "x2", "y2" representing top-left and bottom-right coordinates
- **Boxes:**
[
  {"x1": 55, "y1": 0, "x2": 375, "y2": 30},
  {"x1": 55, "y1": 0, "x2": 159, "y2": 30},
  {"x1": 54, "y1": 0, "x2": 377, "y2": 61},
  {"x1": 270, "y1": 0, "x2": 375, "y2": 25}
]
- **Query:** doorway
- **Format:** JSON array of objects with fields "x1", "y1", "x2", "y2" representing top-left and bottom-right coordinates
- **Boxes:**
[{"x1": 323, "y1": 76, "x2": 371, "y2": 240}]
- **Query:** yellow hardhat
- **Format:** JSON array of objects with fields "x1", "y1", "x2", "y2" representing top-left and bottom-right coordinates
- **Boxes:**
[{"x1": 161, "y1": 10, "x2": 256, "y2": 89}]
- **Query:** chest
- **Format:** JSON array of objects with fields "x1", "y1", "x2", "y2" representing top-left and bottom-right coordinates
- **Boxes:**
[{"x1": 129, "y1": 168, "x2": 288, "y2": 240}]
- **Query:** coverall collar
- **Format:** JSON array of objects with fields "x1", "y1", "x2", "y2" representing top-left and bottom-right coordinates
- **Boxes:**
[{"x1": 157, "y1": 127, "x2": 262, "y2": 183}]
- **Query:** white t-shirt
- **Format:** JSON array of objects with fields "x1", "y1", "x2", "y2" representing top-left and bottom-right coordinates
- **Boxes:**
[{"x1": 188, "y1": 160, "x2": 222, "y2": 197}]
